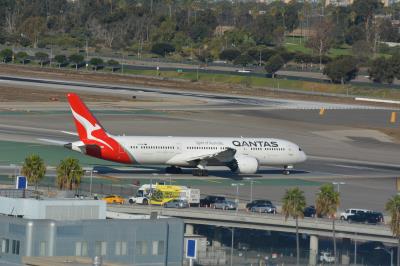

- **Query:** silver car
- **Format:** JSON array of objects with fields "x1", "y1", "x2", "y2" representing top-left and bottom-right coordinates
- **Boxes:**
[
  {"x1": 250, "y1": 203, "x2": 277, "y2": 214},
  {"x1": 163, "y1": 199, "x2": 189, "y2": 208},
  {"x1": 212, "y1": 199, "x2": 237, "y2": 210}
]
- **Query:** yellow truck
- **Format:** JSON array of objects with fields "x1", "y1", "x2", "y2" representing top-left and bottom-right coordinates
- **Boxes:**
[{"x1": 128, "y1": 183, "x2": 200, "y2": 206}]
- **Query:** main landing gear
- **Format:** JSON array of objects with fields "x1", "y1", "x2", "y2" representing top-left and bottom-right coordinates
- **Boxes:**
[
  {"x1": 283, "y1": 165, "x2": 293, "y2": 175},
  {"x1": 165, "y1": 166, "x2": 182, "y2": 174},
  {"x1": 192, "y1": 169, "x2": 208, "y2": 176}
]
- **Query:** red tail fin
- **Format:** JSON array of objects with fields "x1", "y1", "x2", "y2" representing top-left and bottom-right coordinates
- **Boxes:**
[
  {"x1": 67, "y1": 93, "x2": 133, "y2": 164},
  {"x1": 67, "y1": 93, "x2": 107, "y2": 142}
]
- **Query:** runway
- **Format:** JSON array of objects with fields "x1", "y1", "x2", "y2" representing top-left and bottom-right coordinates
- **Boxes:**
[{"x1": 0, "y1": 74, "x2": 399, "y2": 212}]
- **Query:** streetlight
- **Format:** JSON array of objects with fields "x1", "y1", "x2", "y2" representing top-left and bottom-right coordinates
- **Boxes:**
[
  {"x1": 150, "y1": 173, "x2": 158, "y2": 216},
  {"x1": 244, "y1": 178, "x2": 256, "y2": 203},
  {"x1": 230, "y1": 227, "x2": 235, "y2": 266},
  {"x1": 85, "y1": 169, "x2": 98, "y2": 196},
  {"x1": 375, "y1": 246, "x2": 393, "y2": 266},
  {"x1": 332, "y1": 182, "x2": 345, "y2": 193},
  {"x1": 231, "y1": 183, "x2": 244, "y2": 215}
]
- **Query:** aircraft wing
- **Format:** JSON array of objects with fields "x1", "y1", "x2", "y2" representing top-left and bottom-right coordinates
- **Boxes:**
[{"x1": 166, "y1": 148, "x2": 236, "y2": 165}]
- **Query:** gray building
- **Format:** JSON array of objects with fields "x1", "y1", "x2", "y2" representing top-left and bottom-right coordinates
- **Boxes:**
[{"x1": 0, "y1": 195, "x2": 184, "y2": 266}]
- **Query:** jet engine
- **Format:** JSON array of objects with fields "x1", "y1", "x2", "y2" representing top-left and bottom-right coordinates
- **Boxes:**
[{"x1": 227, "y1": 154, "x2": 259, "y2": 174}]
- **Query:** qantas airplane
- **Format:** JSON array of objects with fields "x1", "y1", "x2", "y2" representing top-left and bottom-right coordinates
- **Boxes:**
[{"x1": 63, "y1": 93, "x2": 307, "y2": 176}]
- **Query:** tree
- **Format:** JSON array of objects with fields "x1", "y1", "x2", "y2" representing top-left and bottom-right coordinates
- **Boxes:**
[
  {"x1": 107, "y1": 59, "x2": 119, "y2": 66},
  {"x1": 89, "y1": 57, "x2": 104, "y2": 71},
  {"x1": 54, "y1": 54, "x2": 68, "y2": 68},
  {"x1": 368, "y1": 57, "x2": 394, "y2": 84},
  {"x1": 69, "y1": 54, "x2": 84, "y2": 70},
  {"x1": 385, "y1": 195, "x2": 400, "y2": 266},
  {"x1": 352, "y1": 40, "x2": 372, "y2": 63},
  {"x1": 21, "y1": 154, "x2": 46, "y2": 194},
  {"x1": 195, "y1": 47, "x2": 213, "y2": 64},
  {"x1": 56, "y1": 158, "x2": 84, "y2": 191},
  {"x1": 151, "y1": 42, "x2": 175, "y2": 56},
  {"x1": 316, "y1": 184, "x2": 340, "y2": 264},
  {"x1": 390, "y1": 53, "x2": 400, "y2": 80},
  {"x1": 0, "y1": 48, "x2": 13, "y2": 63},
  {"x1": 352, "y1": 0, "x2": 383, "y2": 43},
  {"x1": 306, "y1": 20, "x2": 334, "y2": 70},
  {"x1": 35, "y1": 52, "x2": 48, "y2": 67},
  {"x1": 18, "y1": 16, "x2": 47, "y2": 48},
  {"x1": 16, "y1": 51, "x2": 29, "y2": 64},
  {"x1": 282, "y1": 187, "x2": 306, "y2": 266},
  {"x1": 219, "y1": 48, "x2": 241, "y2": 62},
  {"x1": 233, "y1": 54, "x2": 254, "y2": 67},
  {"x1": 323, "y1": 56, "x2": 358, "y2": 84},
  {"x1": 265, "y1": 54, "x2": 284, "y2": 78}
]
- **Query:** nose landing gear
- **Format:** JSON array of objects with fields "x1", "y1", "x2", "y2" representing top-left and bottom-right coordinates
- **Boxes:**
[{"x1": 283, "y1": 165, "x2": 293, "y2": 175}]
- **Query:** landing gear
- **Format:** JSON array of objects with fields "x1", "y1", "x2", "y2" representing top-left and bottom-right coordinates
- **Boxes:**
[
  {"x1": 192, "y1": 168, "x2": 208, "y2": 176},
  {"x1": 165, "y1": 166, "x2": 182, "y2": 174},
  {"x1": 283, "y1": 165, "x2": 293, "y2": 175}
]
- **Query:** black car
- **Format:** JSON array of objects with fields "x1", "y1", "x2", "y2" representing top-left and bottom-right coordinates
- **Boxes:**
[
  {"x1": 303, "y1": 206, "x2": 316, "y2": 218},
  {"x1": 200, "y1": 195, "x2": 226, "y2": 207},
  {"x1": 246, "y1": 200, "x2": 273, "y2": 210},
  {"x1": 347, "y1": 212, "x2": 383, "y2": 224}
]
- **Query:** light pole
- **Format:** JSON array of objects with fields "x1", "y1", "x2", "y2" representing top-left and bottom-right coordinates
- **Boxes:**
[
  {"x1": 230, "y1": 227, "x2": 235, "y2": 266},
  {"x1": 375, "y1": 246, "x2": 393, "y2": 266},
  {"x1": 332, "y1": 182, "x2": 345, "y2": 193},
  {"x1": 244, "y1": 178, "x2": 255, "y2": 203},
  {"x1": 86, "y1": 169, "x2": 98, "y2": 197},
  {"x1": 150, "y1": 173, "x2": 158, "y2": 216},
  {"x1": 232, "y1": 183, "x2": 244, "y2": 215}
]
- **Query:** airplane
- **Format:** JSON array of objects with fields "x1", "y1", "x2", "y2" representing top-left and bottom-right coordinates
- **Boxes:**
[{"x1": 64, "y1": 93, "x2": 307, "y2": 176}]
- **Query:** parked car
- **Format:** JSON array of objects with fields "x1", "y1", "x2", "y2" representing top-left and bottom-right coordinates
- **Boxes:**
[
  {"x1": 246, "y1": 200, "x2": 273, "y2": 210},
  {"x1": 319, "y1": 251, "x2": 335, "y2": 263},
  {"x1": 163, "y1": 199, "x2": 189, "y2": 208},
  {"x1": 102, "y1": 195, "x2": 124, "y2": 204},
  {"x1": 250, "y1": 203, "x2": 277, "y2": 214},
  {"x1": 340, "y1": 208, "x2": 370, "y2": 220},
  {"x1": 200, "y1": 195, "x2": 226, "y2": 207},
  {"x1": 347, "y1": 212, "x2": 383, "y2": 224},
  {"x1": 304, "y1": 205, "x2": 316, "y2": 218},
  {"x1": 212, "y1": 199, "x2": 237, "y2": 210}
]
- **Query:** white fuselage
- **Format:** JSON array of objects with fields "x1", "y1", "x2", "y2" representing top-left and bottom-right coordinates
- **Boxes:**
[{"x1": 113, "y1": 136, "x2": 306, "y2": 167}]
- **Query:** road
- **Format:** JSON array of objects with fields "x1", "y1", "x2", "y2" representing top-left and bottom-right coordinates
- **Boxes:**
[{"x1": 108, "y1": 205, "x2": 397, "y2": 244}]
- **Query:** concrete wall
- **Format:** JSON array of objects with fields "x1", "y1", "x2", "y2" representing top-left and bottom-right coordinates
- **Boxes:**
[{"x1": 0, "y1": 196, "x2": 106, "y2": 220}]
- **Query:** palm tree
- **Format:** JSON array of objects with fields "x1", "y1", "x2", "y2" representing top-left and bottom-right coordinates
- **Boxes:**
[
  {"x1": 56, "y1": 158, "x2": 84, "y2": 191},
  {"x1": 21, "y1": 154, "x2": 46, "y2": 194},
  {"x1": 385, "y1": 195, "x2": 400, "y2": 266},
  {"x1": 316, "y1": 184, "x2": 340, "y2": 265},
  {"x1": 282, "y1": 187, "x2": 306, "y2": 266}
]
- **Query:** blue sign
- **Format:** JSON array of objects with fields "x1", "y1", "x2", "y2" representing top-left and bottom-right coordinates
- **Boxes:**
[
  {"x1": 186, "y1": 239, "x2": 197, "y2": 259},
  {"x1": 16, "y1": 176, "x2": 27, "y2": 190}
]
